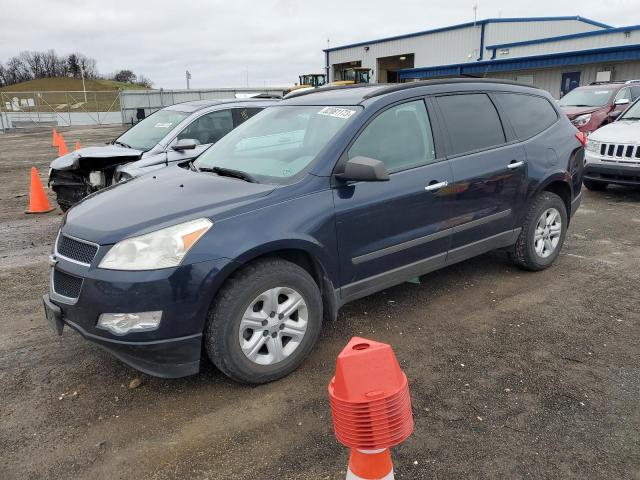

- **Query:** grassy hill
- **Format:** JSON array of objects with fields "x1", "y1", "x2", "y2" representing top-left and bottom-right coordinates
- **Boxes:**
[{"x1": 0, "y1": 77, "x2": 150, "y2": 92}]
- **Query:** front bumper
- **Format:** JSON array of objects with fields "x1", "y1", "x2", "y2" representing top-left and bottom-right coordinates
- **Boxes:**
[
  {"x1": 584, "y1": 163, "x2": 640, "y2": 186},
  {"x1": 46, "y1": 256, "x2": 235, "y2": 378}
]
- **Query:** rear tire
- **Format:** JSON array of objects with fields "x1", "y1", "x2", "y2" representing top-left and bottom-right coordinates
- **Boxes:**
[
  {"x1": 511, "y1": 192, "x2": 567, "y2": 271},
  {"x1": 205, "y1": 258, "x2": 322, "y2": 384},
  {"x1": 583, "y1": 179, "x2": 608, "y2": 191}
]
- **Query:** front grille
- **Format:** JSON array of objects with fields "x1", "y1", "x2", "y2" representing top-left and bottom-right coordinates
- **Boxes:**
[
  {"x1": 599, "y1": 143, "x2": 640, "y2": 165},
  {"x1": 57, "y1": 234, "x2": 98, "y2": 265},
  {"x1": 53, "y1": 269, "x2": 83, "y2": 299}
]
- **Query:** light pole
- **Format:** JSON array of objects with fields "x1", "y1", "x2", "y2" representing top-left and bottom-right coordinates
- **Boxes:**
[{"x1": 186, "y1": 70, "x2": 191, "y2": 89}]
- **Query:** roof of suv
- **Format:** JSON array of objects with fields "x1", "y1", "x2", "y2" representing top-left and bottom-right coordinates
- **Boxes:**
[{"x1": 282, "y1": 78, "x2": 542, "y2": 105}]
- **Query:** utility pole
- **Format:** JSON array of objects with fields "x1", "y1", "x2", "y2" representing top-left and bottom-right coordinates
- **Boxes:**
[
  {"x1": 80, "y1": 65, "x2": 87, "y2": 103},
  {"x1": 473, "y1": 3, "x2": 478, "y2": 25},
  {"x1": 246, "y1": 66, "x2": 249, "y2": 87},
  {"x1": 186, "y1": 70, "x2": 191, "y2": 89}
]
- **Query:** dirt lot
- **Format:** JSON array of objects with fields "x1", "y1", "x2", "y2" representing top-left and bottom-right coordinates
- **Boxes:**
[{"x1": 1, "y1": 127, "x2": 639, "y2": 479}]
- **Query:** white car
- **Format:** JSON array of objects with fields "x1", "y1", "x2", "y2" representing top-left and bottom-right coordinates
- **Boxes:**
[{"x1": 584, "y1": 99, "x2": 640, "y2": 191}]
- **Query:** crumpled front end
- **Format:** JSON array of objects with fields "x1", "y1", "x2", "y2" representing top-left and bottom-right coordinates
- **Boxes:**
[{"x1": 48, "y1": 146, "x2": 143, "y2": 210}]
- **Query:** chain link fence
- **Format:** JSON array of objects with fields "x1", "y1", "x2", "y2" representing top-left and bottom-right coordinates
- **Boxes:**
[{"x1": 0, "y1": 90, "x2": 122, "y2": 132}]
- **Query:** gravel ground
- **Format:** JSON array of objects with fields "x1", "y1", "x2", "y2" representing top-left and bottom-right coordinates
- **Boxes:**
[{"x1": 0, "y1": 127, "x2": 639, "y2": 479}]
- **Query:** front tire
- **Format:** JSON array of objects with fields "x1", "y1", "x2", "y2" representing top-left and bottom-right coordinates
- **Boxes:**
[
  {"x1": 205, "y1": 258, "x2": 323, "y2": 384},
  {"x1": 511, "y1": 192, "x2": 568, "y2": 271},
  {"x1": 583, "y1": 179, "x2": 608, "y2": 191}
]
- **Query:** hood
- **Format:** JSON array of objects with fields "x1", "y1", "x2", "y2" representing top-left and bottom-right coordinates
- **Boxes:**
[
  {"x1": 50, "y1": 145, "x2": 143, "y2": 171},
  {"x1": 63, "y1": 166, "x2": 276, "y2": 244},
  {"x1": 589, "y1": 120, "x2": 640, "y2": 143},
  {"x1": 560, "y1": 106, "x2": 603, "y2": 119},
  {"x1": 117, "y1": 151, "x2": 171, "y2": 172}
]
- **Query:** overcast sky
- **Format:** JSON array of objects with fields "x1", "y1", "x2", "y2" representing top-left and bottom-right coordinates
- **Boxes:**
[{"x1": 1, "y1": 0, "x2": 637, "y2": 89}]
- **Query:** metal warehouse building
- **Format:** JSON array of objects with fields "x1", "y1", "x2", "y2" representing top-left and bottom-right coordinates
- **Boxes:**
[{"x1": 324, "y1": 16, "x2": 640, "y2": 98}]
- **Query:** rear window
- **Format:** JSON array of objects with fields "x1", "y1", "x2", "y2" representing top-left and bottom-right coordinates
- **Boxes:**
[
  {"x1": 436, "y1": 94, "x2": 506, "y2": 156},
  {"x1": 494, "y1": 93, "x2": 558, "y2": 139}
]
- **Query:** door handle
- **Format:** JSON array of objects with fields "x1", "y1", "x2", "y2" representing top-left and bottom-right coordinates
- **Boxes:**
[
  {"x1": 508, "y1": 160, "x2": 525, "y2": 169},
  {"x1": 425, "y1": 180, "x2": 448, "y2": 192}
]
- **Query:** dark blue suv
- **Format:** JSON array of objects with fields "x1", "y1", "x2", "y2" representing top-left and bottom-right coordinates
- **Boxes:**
[{"x1": 43, "y1": 79, "x2": 585, "y2": 383}]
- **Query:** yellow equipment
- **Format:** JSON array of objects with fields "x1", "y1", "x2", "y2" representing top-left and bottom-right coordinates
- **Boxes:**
[{"x1": 332, "y1": 67, "x2": 372, "y2": 86}]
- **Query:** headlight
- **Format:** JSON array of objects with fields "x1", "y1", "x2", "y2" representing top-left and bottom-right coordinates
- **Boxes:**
[
  {"x1": 585, "y1": 139, "x2": 601, "y2": 153},
  {"x1": 99, "y1": 218, "x2": 213, "y2": 270},
  {"x1": 572, "y1": 114, "x2": 592, "y2": 127},
  {"x1": 113, "y1": 170, "x2": 133, "y2": 183}
]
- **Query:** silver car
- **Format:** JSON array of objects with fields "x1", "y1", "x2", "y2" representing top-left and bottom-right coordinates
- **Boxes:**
[{"x1": 48, "y1": 98, "x2": 278, "y2": 210}]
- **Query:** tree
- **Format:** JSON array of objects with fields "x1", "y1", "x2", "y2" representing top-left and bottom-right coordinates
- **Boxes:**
[
  {"x1": 136, "y1": 75, "x2": 153, "y2": 88},
  {"x1": 113, "y1": 69, "x2": 136, "y2": 83}
]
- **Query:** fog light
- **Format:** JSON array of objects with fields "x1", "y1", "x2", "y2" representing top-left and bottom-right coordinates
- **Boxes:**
[{"x1": 97, "y1": 311, "x2": 162, "y2": 335}]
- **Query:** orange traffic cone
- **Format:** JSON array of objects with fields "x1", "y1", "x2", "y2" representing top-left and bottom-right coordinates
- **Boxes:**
[
  {"x1": 57, "y1": 134, "x2": 69, "y2": 156},
  {"x1": 74, "y1": 141, "x2": 81, "y2": 150},
  {"x1": 52, "y1": 128, "x2": 59, "y2": 147},
  {"x1": 26, "y1": 167, "x2": 55, "y2": 214},
  {"x1": 347, "y1": 449, "x2": 394, "y2": 480}
]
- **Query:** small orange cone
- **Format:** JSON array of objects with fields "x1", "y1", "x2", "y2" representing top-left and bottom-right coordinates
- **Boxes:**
[
  {"x1": 57, "y1": 134, "x2": 69, "y2": 156},
  {"x1": 52, "y1": 128, "x2": 59, "y2": 147},
  {"x1": 347, "y1": 449, "x2": 394, "y2": 479},
  {"x1": 26, "y1": 167, "x2": 55, "y2": 214},
  {"x1": 74, "y1": 141, "x2": 81, "y2": 150}
]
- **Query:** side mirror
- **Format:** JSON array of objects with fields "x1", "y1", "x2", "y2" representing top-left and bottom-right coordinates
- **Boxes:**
[
  {"x1": 614, "y1": 98, "x2": 630, "y2": 106},
  {"x1": 338, "y1": 156, "x2": 389, "y2": 182},
  {"x1": 172, "y1": 138, "x2": 198, "y2": 151},
  {"x1": 609, "y1": 110, "x2": 622, "y2": 119}
]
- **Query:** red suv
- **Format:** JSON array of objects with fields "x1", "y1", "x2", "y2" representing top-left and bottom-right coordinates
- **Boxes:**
[{"x1": 559, "y1": 80, "x2": 640, "y2": 135}]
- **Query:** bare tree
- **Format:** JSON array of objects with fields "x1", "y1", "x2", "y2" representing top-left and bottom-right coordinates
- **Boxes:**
[
  {"x1": 0, "y1": 49, "x2": 151, "y2": 87},
  {"x1": 136, "y1": 75, "x2": 153, "y2": 88}
]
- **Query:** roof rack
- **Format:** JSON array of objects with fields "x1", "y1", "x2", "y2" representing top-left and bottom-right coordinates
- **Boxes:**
[
  {"x1": 588, "y1": 81, "x2": 625, "y2": 85},
  {"x1": 284, "y1": 83, "x2": 375, "y2": 99},
  {"x1": 362, "y1": 78, "x2": 541, "y2": 100}
]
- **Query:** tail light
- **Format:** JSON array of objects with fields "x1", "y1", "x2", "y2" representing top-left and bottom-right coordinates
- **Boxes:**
[{"x1": 575, "y1": 132, "x2": 587, "y2": 147}]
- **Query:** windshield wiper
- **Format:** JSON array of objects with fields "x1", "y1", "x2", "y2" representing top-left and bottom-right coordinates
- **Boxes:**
[
  {"x1": 621, "y1": 117, "x2": 640, "y2": 120},
  {"x1": 113, "y1": 140, "x2": 132, "y2": 149},
  {"x1": 197, "y1": 165, "x2": 257, "y2": 183}
]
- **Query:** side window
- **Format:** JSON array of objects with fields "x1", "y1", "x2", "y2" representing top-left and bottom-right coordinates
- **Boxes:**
[
  {"x1": 177, "y1": 110, "x2": 234, "y2": 145},
  {"x1": 494, "y1": 93, "x2": 558, "y2": 139},
  {"x1": 631, "y1": 86, "x2": 640, "y2": 101},
  {"x1": 233, "y1": 107, "x2": 263, "y2": 127},
  {"x1": 348, "y1": 100, "x2": 436, "y2": 173},
  {"x1": 615, "y1": 88, "x2": 631, "y2": 103},
  {"x1": 436, "y1": 94, "x2": 506, "y2": 155}
]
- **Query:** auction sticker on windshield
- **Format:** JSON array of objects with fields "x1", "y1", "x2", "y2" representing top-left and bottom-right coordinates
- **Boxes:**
[
  {"x1": 154, "y1": 122, "x2": 173, "y2": 128},
  {"x1": 317, "y1": 107, "x2": 356, "y2": 119}
]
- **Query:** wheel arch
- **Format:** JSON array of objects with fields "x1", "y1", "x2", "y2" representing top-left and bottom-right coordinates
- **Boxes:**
[
  {"x1": 533, "y1": 174, "x2": 573, "y2": 222},
  {"x1": 212, "y1": 240, "x2": 339, "y2": 324}
]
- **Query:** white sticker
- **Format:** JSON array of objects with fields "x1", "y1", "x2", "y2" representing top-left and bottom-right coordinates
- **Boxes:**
[
  {"x1": 317, "y1": 107, "x2": 356, "y2": 119},
  {"x1": 154, "y1": 122, "x2": 173, "y2": 128},
  {"x1": 594, "y1": 91, "x2": 610, "y2": 95}
]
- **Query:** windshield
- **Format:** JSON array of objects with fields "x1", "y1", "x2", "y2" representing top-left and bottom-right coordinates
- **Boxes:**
[
  {"x1": 195, "y1": 105, "x2": 360, "y2": 183},
  {"x1": 116, "y1": 109, "x2": 189, "y2": 151},
  {"x1": 619, "y1": 99, "x2": 640, "y2": 120},
  {"x1": 559, "y1": 88, "x2": 615, "y2": 107}
]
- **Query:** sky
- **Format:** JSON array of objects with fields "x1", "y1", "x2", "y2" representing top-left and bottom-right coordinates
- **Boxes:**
[{"x1": 0, "y1": 0, "x2": 638, "y2": 89}]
